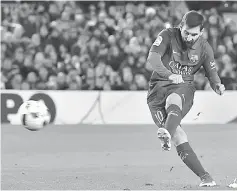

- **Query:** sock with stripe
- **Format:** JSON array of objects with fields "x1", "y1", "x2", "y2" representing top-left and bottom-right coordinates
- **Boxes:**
[
  {"x1": 176, "y1": 142, "x2": 207, "y2": 178},
  {"x1": 164, "y1": 104, "x2": 182, "y2": 137}
]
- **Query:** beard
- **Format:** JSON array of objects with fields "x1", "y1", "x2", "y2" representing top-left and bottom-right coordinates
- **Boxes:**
[
  {"x1": 182, "y1": 37, "x2": 198, "y2": 48},
  {"x1": 185, "y1": 40, "x2": 194, "y2": 47}
]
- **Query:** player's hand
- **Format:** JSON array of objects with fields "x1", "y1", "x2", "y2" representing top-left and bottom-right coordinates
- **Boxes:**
[
  {"x1": 168, "y1": 74, "x2": 184, "y2": 84},
  {"x1": 215, "y1": 83, "x2": 225, "y2": 95}
]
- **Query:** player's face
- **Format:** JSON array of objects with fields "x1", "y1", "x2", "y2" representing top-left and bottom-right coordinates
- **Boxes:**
[{"x1": 180, "y1": 24, "x2": 203, "y2": 47}]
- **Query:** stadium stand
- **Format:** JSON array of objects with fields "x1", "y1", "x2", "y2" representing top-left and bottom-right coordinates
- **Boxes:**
[{"x1": 1, "y1": 1, "x2": 237, "y2": 90}]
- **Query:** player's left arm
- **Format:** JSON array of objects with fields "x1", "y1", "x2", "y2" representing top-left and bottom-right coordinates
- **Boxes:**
[{"x1": 202, "y1": 43, "x2": 225, "y2": 95}]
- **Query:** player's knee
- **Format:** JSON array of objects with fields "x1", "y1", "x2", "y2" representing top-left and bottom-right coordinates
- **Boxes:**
[
  {"x1": 165, "y1": 93, "x2": 182, "y2": 111},
  {"x1": 172, "y1": 126, "x2": 188, "y2": 147}
]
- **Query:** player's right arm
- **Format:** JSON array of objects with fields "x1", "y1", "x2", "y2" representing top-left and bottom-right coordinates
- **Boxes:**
[{"x1": 146, "y1": 29, "x2": 183, "y2": 84}]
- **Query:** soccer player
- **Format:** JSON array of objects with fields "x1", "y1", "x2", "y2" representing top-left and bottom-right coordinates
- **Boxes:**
[{"x1": 146, "y1": 10, "x2": 225, "y2": 187}]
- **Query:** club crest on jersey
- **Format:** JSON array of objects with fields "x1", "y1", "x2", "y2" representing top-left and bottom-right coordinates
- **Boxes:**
[
  {"x1": 189, "y1": 55, "x2": 198, "y2": 63},
  {"x1": 153, "y1": 36, "x2": 162, "y2": 46}
]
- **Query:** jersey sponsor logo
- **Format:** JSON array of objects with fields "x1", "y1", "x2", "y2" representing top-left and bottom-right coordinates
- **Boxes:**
[
  {"x1": 153, "y1": 36, "x2": 162, "y2": 46},
  {"x1": 210, "y1": 61, "x2": 216, "y2": 69},
  {"x1": 190, "y1": 55, "x2": 199, "y2": 63},
  {"x1": 169, "y1": 61, "x2": 193, "y2": 75}
]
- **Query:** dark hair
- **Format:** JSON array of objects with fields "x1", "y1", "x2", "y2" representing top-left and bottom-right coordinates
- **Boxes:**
[{"x1": 180, "y1": 10, "x2": 205, "y2": 30}]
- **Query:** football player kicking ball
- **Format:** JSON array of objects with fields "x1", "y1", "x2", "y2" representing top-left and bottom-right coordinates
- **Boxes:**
[{"x1": 146, "y1": 10, "x2": 225, "y2": 187}]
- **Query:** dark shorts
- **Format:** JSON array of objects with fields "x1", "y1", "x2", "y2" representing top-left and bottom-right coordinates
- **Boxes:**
[{"x1": 147, "y1": 82, "x2": 196, "y2": 128}]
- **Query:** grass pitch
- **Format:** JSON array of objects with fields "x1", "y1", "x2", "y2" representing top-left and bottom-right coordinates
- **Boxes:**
[{"x1": 1, "y1": 124, "x2": 237, "y2": 190}]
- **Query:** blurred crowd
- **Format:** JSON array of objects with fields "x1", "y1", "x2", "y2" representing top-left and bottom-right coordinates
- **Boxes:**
[{"x1": 1, "y1": 1, "x2": 237, "y2": 90}]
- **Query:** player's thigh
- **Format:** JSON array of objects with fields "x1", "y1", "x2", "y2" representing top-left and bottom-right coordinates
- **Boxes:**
[
  {"x1": 148, "y1": 100, "x2": 167, "y2": 128},
  {"x1": 167, "y1": 84, "x2": 195, "y2": 109},
  {"x1": 175, "y1": 84, "x2": 195, "y2": 104},
  {"x1": 147, "y1": 83, "x2": 167, "y2": 106},
  {"x1": 182, "y1": 99, "x2": 194, "y2": 118},
  {"x1": 147, "y1": 83, "x2": 169, "y2": 127}
]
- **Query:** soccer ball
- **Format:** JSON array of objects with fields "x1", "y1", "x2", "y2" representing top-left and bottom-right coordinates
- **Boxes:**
[{"x1": 19, "y1": 100, "x2": 51, "y2": 131}]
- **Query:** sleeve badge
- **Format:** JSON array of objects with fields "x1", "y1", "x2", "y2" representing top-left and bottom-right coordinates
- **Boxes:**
[
  {"x1": 153, "y1": 36, "x2": 163, "y2": 46},
  {"x1": 209, "y1": 61, "x2": 216, "y2": 69}
]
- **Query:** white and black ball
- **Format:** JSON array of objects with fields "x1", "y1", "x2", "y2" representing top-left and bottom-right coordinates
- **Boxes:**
[{"x1": 19, "y1": 100, "x2": 51, "y2": 131}]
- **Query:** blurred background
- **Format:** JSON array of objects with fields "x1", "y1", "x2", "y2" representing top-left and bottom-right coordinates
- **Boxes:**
[{"x1": 1, "y1": 0, "x2": 237, "y2": 91}]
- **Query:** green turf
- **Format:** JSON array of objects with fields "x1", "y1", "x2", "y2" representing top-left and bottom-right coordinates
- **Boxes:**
[{"x1": 1, "y1": 124, "x2": 237, "y2": 190}]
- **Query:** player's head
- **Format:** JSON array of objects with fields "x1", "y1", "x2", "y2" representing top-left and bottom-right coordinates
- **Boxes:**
[{"x1": 180, "y1": 10, "x2": 205, "y2": 46}]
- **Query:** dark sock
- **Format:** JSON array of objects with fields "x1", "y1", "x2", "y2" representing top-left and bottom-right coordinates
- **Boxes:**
[
  {"x1": 176, "y1": 142, "x2": 207, "y2": 178},
  {"x1": 165, "y1": 104, "x2": 182, "y2": 137}
]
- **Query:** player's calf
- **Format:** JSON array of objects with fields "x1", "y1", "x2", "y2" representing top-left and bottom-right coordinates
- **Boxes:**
[
  {"x1": 164, "y1": 93, "x2": 183, "y2": 137},
  {"x1": 173, "y1": 126, "x2": 216, "y2": 187},
  {"x1": 176, "y1": 142, "x2": 215, "y2": 184}
]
